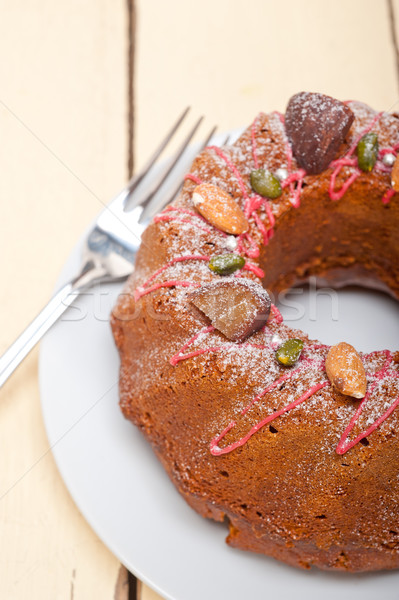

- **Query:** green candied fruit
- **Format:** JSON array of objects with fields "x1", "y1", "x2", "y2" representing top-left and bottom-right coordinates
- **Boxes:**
[
  {"x1": 250, "y1": 168, "x2": 282, "y2": 199},
  {"x1": 208, "y1": 253, "x2": 245, "y2": 276},
  {"x1": 356, "y1": 132, "x2": 379, "y2": 172},
  {"x1": 275, "y1": 338, "x2": 304, "y2": 367}
]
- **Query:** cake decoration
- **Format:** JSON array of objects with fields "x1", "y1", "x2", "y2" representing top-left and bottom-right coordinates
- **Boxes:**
[
  {"x1": 275, "y1": 338, "x2": 304, "y2": 366},
  {"x1": 383, "y1": 152, "x2": 396, "y2": 167},
  {"x1": 325, "y1": 342, "x2": 367, "y2": 399},
  {"x1": 208, "y1": 253, "x2": 245, "y2": 276},
  {"x1": 224, "y1": 235, "x2": 238, "y2": 250},
  {"x1": 112, "y1": 94, "x2": 399, "y2": 572},
  {"x1": 249, "y1": 168, "x2": 282, "y2": 199},
  {"x1": 356, "y1": 132, "x2": 379, "y2": 172},
  {"x1": 192, "y1": 182, "x2": 249, "y2": 234},
  {"x1": 328, "y1": 110, "x2": 382, "y2": 201},
  {"x1": 189, "y1": 278, "x2": 271, "y2": 342},
  {"x1": 336, "y1": 350, "x2": 399, "y2": 454},
  {"x1": 391, "y1": 154, "x2": 399, "y2": 191},
  {"x1": 275, "y1": 167, "x2": 288, "y2": 181},
  {"x1": 284, "y1": 91, "x2": 355, "y2": 174}
]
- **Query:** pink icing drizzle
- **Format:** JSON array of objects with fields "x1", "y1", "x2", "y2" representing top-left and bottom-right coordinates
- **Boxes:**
[
  {"x1": 276, "y1": 112, "x2": 307, "y2": 208},
  {"x1": 269, "y1": 303, "x2": 283, "y2": 324},
  {"x1": 170, "y1": 325, "x2": 218, "y2": 366},
  {"x1": 134, "y1": 106, "x2": 399, "y2": 455},
  {"x1": 154, "y1": 206, "x2": 216, "y2": 234},
  {"x1": 210, "y1": 378, "x2": 330, "y2": 456},
  {"x1": 135, "y1": 280, "x2": 198, "y2": 300},
  {"x1": 241, "y1": 262, "x2": 265, "y2": 278},
  {"x1": 206, "y1": 145, "x2": 271, "y2": 258},
  {"x1": 184, "y1": 173, "x2": 202, "y2": 185},
  {"x1": 169, "y1": 324, "x2": 271, "y2": 366},
  {"x1": 167, "y1": 305, "x2": 399, "y2": 455},
  {"x1": 134, "y1": 254, "x2": 265, "y2": 301},
  {"x1": 170, "y1": 327, "x2": 269, "y2": 367},
  {"x1": 134, "y1": 255, "x2": 209, "y2": 301},
  {"x1": 170, "y1": 328, "x2": 399, "y2": 457},
  {"x1": 382, "y1": 188, "x2": 396, "y2": 205},
  {"x1": 328, "y1": 111, "x2": 382, "y2": 201},
  {"x1": 336, "y1": 350, "x2": 399, "y2": 453},
  {"x1": 276, "y1": 109, "x2": 396, "y2": 205}
]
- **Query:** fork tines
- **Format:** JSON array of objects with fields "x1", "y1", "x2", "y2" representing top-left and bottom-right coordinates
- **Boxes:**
[{"x1": 124, "y1": 108, "x2": 219, "y2": 221}]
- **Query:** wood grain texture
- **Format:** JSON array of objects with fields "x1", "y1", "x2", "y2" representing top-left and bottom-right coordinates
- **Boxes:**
[
  {"x1": 135, "y1": 0, "x2": 398, "y2": 166},
  {"x1": 0, "y1": 1, "x2": 128, "y2": 598},
  {"x1": 1, "y1": 0, "x2": 399, "y2": 598},
  {"x1": 389, "y1": 0, "x2": 399, "y2": 94},
  {"x1": 127, "y1": 0, "x2": 136, "y2": 178},
  {"x1": 138, "y1": 580, "x2": 165, "y2": 600}
]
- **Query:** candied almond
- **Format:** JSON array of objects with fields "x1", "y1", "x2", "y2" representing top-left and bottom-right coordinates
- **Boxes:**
[
  {"x1": 391, "y1": 155, "x2": 399, "y2": 192},
  {"x1": 189, "y1": 278, "x2": 271, "y2": 342},
  {"x1": 325, "y1": 342, "x2": 367, "y2": 399},
  {"x1": 192, "y1": 183, "x2": 249, "y2": 235}
]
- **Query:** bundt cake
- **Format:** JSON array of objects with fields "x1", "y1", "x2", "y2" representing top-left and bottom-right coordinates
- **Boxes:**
[{"x1": 111, "y1": 92, "x2": 399, "y2": 572}]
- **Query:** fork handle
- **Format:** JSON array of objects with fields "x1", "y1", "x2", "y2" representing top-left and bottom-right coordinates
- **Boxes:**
[{"x1": 0, "y1": 281, "x2": 78, "y2": 388}]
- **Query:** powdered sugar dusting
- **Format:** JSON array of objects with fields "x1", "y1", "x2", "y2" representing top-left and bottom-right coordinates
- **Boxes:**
[{"x1": 128, "y1": 99, "x2": 399, "y2": 460}]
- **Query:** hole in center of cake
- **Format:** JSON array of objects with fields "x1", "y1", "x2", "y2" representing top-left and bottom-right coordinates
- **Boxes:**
[{"x1": 276, "y1": 281, "x2": 399, "y2": 352}]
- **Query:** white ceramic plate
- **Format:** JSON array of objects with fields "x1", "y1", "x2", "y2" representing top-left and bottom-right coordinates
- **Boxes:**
[{"x1": 40, "y1": 211, "x2": 399, "y2": 599}]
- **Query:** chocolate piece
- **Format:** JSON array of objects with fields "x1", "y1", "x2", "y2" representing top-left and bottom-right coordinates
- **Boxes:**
[
  {"x1": 285, "y1": 92, "x2": 354, "y2": 174},
  {"x1": 189, "y1": 278, "x2": 271, "y2": 342}
]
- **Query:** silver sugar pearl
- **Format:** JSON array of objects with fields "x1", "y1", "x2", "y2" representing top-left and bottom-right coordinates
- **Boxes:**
[
  {"x1": 275, "y1": 167, "x2": 288, "y2": 182},
  {"x1": 382, "y1": 153, "x2": 396, "y2": 167},
  {"x1": 225, "y1": 235, "x2": 238, "y2": 250},
  {"x1": 271, "y1": 334, "x2": 282, "y2": 346}
]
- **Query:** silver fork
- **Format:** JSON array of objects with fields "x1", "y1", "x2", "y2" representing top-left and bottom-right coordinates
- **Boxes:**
[{"x1": 0, "y1": 109, "x2": 217, "y2": 388}]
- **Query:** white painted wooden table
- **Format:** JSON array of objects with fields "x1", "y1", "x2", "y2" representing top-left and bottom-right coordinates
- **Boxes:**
[{"x1": 0, "y1": 1, "x2": 398, "y2": 598}]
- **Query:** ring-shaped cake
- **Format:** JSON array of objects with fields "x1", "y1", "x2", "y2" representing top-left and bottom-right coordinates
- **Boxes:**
[{"x1": 111, "y1": 93, "x2": 399, "y2": 571}]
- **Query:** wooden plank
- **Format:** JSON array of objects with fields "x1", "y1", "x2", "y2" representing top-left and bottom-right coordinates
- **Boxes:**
[
  {"x1": 135, "y1": 0, "x2": 398, "y2": 166},
  {"x1": 1, "y1": 0, "x2": 396, "y2": 597},
  {"x1": 389, "y1": 0, "x2": 399, "y2": 93},
  {"x1": 139, "y1": 580, "x2": 165, "y2": 600},
  {"x1": 0, "y1": 1, "x2": 128, "y2": 598}
]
